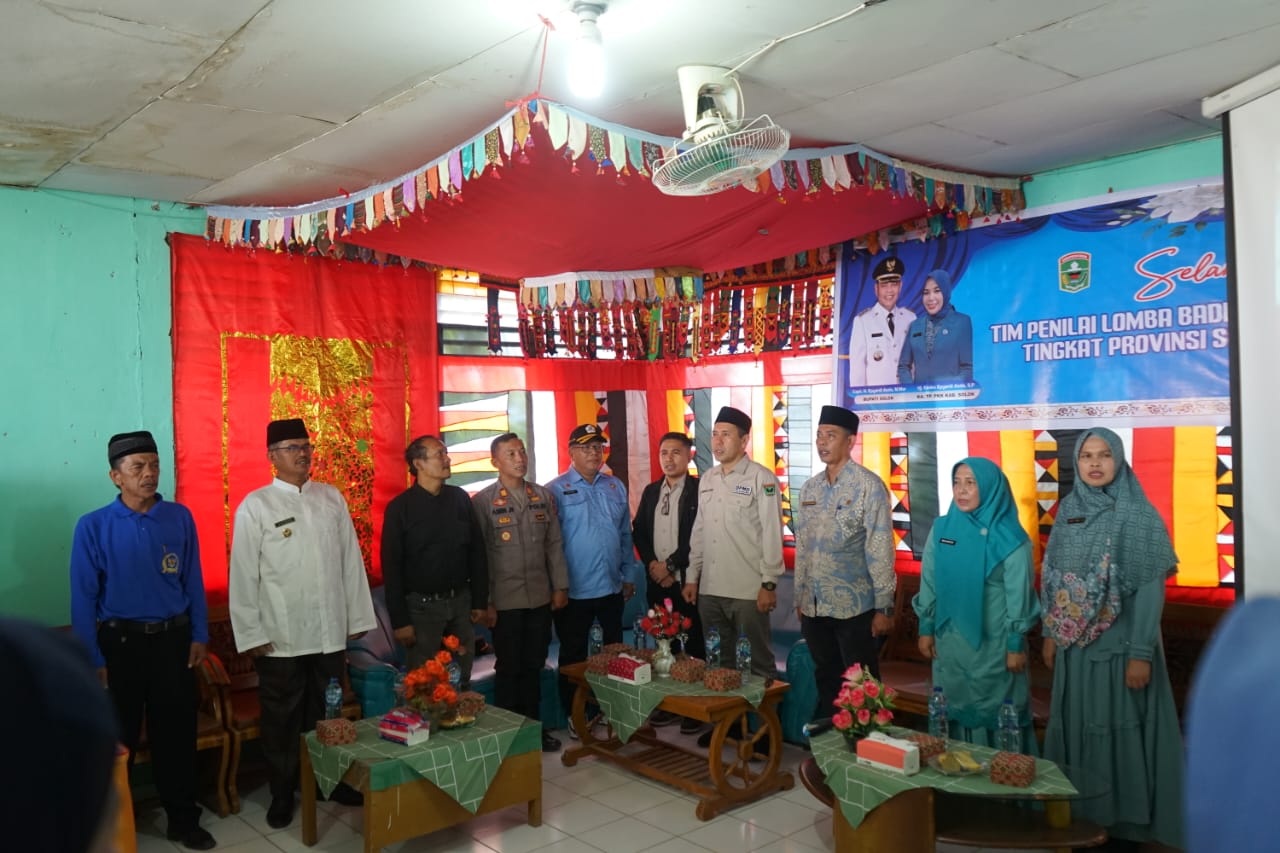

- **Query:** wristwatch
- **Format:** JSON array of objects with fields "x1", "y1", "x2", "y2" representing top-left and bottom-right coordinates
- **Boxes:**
[
  {"x1": 761, "y1": 581, "x2": 777, "y2": 592},
  {"x1": 878, "y1": 605, "x2": 895, "y2": 617}
]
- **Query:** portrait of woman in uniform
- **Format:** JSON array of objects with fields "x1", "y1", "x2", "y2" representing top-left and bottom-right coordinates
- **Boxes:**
[{"x1": 897, "y1": 268, "x2": 974, "y2": 385}]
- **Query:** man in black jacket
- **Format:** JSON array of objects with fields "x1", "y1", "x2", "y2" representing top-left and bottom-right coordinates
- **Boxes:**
[{"x1": 632, "y1": 431, "x2": 704, "y2": 734}]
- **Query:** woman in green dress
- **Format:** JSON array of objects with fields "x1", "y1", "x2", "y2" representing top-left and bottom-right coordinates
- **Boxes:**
[
  {"x1": 1040, "y1": 428, "x2": 1183, "y2": 848},
  {"x1": 913, "y1": 457, "x2": 1039, "y2": 751}
]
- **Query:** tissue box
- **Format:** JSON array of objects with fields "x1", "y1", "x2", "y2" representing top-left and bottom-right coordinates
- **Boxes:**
[
  {"x1": 990, "y1": 751, "x2": 1036, "y2": 787},
  {"x1": 670, "y1": 658, "x2": 706, "y2": 683},
  {"x1": 587, "y1": 652, "x2": 617, "y2": 674},
  {"x1": 379, "y1": 708, "x2": 430, "y2": 746},
  {"x1": 855, "y1": 732, "x2": 921, "y2": 775},
  {"x1": 315, "y1": 717, "x2": 357, "y2": 746},
  {"x1": 703, "y1": 667, "x2": 742, "y2": 691},
  {"x1": 905, "y1": 733, "x2": 947, "y2": 761},
  {"x1": 607, "y1": 655, "x2": 652, "y2": 684}
]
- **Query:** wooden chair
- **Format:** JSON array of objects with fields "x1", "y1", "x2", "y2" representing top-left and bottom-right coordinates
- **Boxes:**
[{"x1": 130, "y1": 660, "x2": 233, "y2": 818}]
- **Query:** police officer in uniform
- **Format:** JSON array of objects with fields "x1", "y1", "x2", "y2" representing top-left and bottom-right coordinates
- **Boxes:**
[
  {"x1": 472, "y1": 432, "x2": 570, "y2": 752},
  {"x1": 848, "y1": 256, "x2": 915, "y2": 387}
]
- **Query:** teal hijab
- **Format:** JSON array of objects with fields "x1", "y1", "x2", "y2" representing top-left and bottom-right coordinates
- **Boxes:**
[
  {"x1": 1042, "y1": 428, "x2": 1178, "y2": 646},
  {"x1": 932, "y1": 457, "x2": 1029, "y2": 649}
]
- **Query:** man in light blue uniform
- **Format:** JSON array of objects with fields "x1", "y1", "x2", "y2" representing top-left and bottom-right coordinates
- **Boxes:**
[
  {"x1": 546, "y1": 423, "x2": 643, "y2": 727},
  {"x1": 793, "y1": 406, "x2": 896, "y2": 720}
]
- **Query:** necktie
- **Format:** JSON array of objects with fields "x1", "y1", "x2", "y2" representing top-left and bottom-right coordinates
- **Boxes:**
[{"x1": 887, "y1": 312, "x2": 896, "y2": 336}]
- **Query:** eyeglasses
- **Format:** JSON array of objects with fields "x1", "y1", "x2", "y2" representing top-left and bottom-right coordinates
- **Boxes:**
[
  {"x1": 271, "y1": 443, "x2": 313, "y2": 454},
  {"x1": 660, "y1": 490, "x2": 670, "y2": 516}
]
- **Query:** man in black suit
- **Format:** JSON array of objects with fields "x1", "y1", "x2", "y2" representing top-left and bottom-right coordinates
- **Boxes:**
[{"x1": 632, "y1": 431, "x2": 704, "y2": 734}]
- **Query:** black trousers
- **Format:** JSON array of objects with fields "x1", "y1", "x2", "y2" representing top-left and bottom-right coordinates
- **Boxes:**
[
  {"x1": 801, "y1": 610, "x2": 880, "y2": 721},
  {"x1": 645, "y1": 579, "x2": 705, "y2": 659},
  {"x1": 552, "y1": 592, "x2": 624, "y2": 720},
  {"x1": 254, "y1": 651, "x2": 345, "y2": 799},
  {"x1": 99, "y1": 621, "x2": 200, "y2": 832},
  {"x1": 491, "y1": 604, "x2": 552, "y2": 723}
]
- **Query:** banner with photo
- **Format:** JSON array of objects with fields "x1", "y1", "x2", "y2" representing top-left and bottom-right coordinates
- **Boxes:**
[{"x1": 834, "y1": 184, "x2": 1229, "y2": 430}]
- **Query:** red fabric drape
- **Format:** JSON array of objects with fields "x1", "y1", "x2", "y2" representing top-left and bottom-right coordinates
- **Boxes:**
[{"x1": 171, "y1": 235, "x2": 439, "y2": 602}]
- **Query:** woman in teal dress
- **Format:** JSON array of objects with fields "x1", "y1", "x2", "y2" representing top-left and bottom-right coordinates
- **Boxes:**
[
  {"x1": 912, "y1": 457, "x2": 1039, "y2": 751},
  {"x1": 1040, "y1": 428, "x2": 1183, "y2": 848}
]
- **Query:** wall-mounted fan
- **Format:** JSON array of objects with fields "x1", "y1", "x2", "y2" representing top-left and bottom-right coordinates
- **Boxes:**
[{"x1": 651, "y1": 65, "x2": 791, "y2": 197}]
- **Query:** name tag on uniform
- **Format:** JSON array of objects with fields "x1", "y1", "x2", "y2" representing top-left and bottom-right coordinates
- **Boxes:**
[
  {"x1": 562, "y1": 488, "x2": 579, "y2": 495},
  {"x1": 801, "y1": 500, "x2": 817, "y2": 507},
  {"x1": 274, "y1": 517, "x2": 295, "y2": 528},
  {"x1": 734, "y1": 485, "x2": 752, "y2": 496},
  {"x1": 871, "y1": 332, "x2": 884, "y2": 338},
  {"x1": 1067, "y1": 517, "x2": 1086, "y2": 524},
  {"x1": 492, "y1": 507, "x2": 509, "y2": 515},
  {"x1": 940, "y1": 538, "x2": 957, "y2": 545}
]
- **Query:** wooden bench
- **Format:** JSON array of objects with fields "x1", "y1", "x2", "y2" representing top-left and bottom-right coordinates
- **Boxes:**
[
  {"x1": 878, "y1": 572, "x2": 1227, "y2": 736},
  {"x1": 204, "y1": 604, "x2": 361, "y2": 813}
]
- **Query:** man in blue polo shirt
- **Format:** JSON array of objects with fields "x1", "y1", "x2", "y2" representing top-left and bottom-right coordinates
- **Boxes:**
[
  {"x1": 546, "y1": 424, "x2": 643, "y2": 732},
  {"x1": 70, "y1": 430, "x2": 215, "y2": 850}
]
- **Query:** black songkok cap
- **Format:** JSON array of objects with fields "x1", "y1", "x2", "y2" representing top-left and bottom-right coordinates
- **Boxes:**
[
  {"x1": 715, "y1": 406, "x2": 751, "y2": 433},
  {"x1": 568, "y1": 423, "x2": 606, "y2": 445},
  {"x1": 872, "y1": 256, "x2": 905, "y2": 281},
  {"x1": 107, "y1": 430, "x2": 158, "y2": 464},
  {"x1": 267, "y1": 418, "x2": 309, "y2": 448},
  {"x1": 818, "y1": 405, "x2": 860, "y2": 435},
  {"x1": 0, "y1": 618, "x2": 119, "y2": 853}
]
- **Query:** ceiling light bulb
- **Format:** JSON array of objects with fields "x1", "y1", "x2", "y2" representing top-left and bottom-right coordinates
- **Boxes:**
[{"x1": 568, "y1": 11, "x2": 605, "y2": 99}]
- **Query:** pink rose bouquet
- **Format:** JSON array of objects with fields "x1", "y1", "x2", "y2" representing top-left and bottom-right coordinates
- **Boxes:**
[{"x1": 831, "y1": 663, "x2": 896, "y2": 745}]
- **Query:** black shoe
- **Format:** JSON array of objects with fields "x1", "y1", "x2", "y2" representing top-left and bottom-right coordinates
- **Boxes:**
[
  {"x1": 267, "y1": 794, "x2": 294, "y2": 829},
  {"x1": 541, "y1": 731, "x2": 562, "y2": 752},
  {"x1": 166, "y1": 826, "x2": 216, "y2": 851},
  {"x1": 697, "y1": 729, "x2": 714, "y2": 748},
  {"x1": 650, "y1": 710, "x2": 679, "y2": 727},
  {"x1": 679, "y1": 717, "x2": 703, "y2": 735},
  {"x1": 321, "y1": 782, "x2": 364, "y2": 807}
]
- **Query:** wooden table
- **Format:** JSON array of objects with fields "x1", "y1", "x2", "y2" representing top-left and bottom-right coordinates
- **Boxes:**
[
  {"x1": 299, "y1": 725, "x2": 542, "y2": 853},
  {"x1": 559, "y1": 661, "x2": 794, "y2": 820}
]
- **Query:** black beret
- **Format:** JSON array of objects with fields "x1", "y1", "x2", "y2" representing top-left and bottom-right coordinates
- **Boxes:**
[
  {"x1": 872, "y1": 256, "x2": 905, "y2": 281},
  {"x1": 715, "y1": 406, "x2": 751, "y2": 433},
  {"x1": 267, "y1": 418, "x2": 309, "y2": 448},
  {"x1": 108, "y1": 430, "x2": 157, "y2": 464},
  {"x1": 818, "y1": 405, "x2": 860, "y2": 435},
  {"x1": 568, "y1": 423, "x2": 606, "y2": 445}
]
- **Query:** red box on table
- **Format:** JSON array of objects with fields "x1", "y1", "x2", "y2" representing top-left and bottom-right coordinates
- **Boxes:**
[
  {"x1": 670, "y1": 658, "x2": 706, "y2": 683},
  {"x1": 606, "y1": 654, "x2": 651, "y2": 684},
  {"x1": 905, "y1": 733, "x2": 946, "y2": 761},
  {"x1": 315, "y1": 717, "x2": 357, "y2": 745},
  {"x1": 587, "y1": 652, "x2": 617, "y2": 674},
  {"x1": 989, "y1": 751, "x2": 1036, "y2": 787},
  {"x1": 703, "y1": 667, "x2": 742, "y2": 691}
]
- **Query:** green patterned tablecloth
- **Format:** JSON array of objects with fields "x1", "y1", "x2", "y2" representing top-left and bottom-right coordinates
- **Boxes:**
[
  {"x1": 305, "y1": 706, "x2": 540, "y2": 813},
  {"x1": 583, "y1": 671, "x2": 767, "y2": 743},
  {"x1": 810, "y1": 727, "x2": 1078, "y2": 829}
]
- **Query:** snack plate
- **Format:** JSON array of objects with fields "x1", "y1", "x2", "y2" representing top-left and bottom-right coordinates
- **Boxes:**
[
  {"x1": 439, "y1": 715, "x2": 477, "y2": 730},
  {"x1": 927, "y1": 753, "x2": 990, "y2": 777}
]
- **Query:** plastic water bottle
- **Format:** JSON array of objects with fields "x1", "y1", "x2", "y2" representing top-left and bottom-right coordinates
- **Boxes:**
[
  {"x1": 324, "y1": 676, "x2": 343, "y2": 720},
  {"x1": 706, "y1": 627, "x2": 721, "y2": 667},
  {"x1": 588, "y1": 618, "x2": 604, "y2": 656},
  {"x1": 633, "y1": 613, "x2": 647, "y2": 649},
  {"x1": 997, "y1": 698, "x2": 1021, "y2": 753},
  {"x1": 447, "y1": 661, "x2": 462, "y2": 690},
  {"x1": 928, "y1": 685, "x2": 948, "y2": 740},
  {"x1": 735, "y1": 635, "x2": 752, "y2": 676}
]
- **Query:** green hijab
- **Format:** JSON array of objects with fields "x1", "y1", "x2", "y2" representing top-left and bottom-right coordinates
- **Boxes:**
[
  {"x1": 932, "y1": 457, "x2": 1029, "y2": 649},
  {"x1": 1042, "y1": 428, "x2": 1178, "y2": 646}
]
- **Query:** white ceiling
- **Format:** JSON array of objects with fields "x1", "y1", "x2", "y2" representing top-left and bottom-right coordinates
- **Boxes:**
[{"x1": 4, "y1": 0, "x2": 1272, "y2": 208}]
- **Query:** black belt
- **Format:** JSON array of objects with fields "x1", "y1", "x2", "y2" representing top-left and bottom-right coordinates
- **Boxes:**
[
  {"x1": 103, "y1": 613, "x2": 190, "y2": 634},
  {"x1": 411, "y1": 589, "x2": 463, "y2": 602}
]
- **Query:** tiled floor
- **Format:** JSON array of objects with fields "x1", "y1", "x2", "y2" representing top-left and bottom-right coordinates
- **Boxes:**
[{"x1": 132, "y1": 729, "x2": 1049, "y2": 853}]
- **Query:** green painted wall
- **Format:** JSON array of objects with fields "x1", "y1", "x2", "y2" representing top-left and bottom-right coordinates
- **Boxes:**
[
  {"x1": 1024, "y1": 136, "x2": 1223, "y2": 208},
  {"x1": 0, "y1": 187, "x2": 204, "y2": 624}
]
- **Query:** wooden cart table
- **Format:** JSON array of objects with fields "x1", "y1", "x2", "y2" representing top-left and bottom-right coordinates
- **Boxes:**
[
  {"x1": 300, "y1": 708, "x2": 542, "y2": 853},
  {"x1": 559, "y1": 661, "x2": 794, "y2": 820}
]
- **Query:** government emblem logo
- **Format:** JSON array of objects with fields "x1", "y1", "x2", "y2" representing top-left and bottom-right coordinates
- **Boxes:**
[{"x1": 1059, "y1": 252, "x2": 1091, "y2": 293}]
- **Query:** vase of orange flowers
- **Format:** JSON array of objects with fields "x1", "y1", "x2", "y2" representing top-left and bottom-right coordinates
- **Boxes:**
[
  {"x1": 831, "y1": 663, "x2": 896, "y2": 749},
  {"x1": 641, "y1": 598, "x2": 691, "y2": 678},
  {"x1": 402, "y1": 635, "x2": 463, "y2": 726}
]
